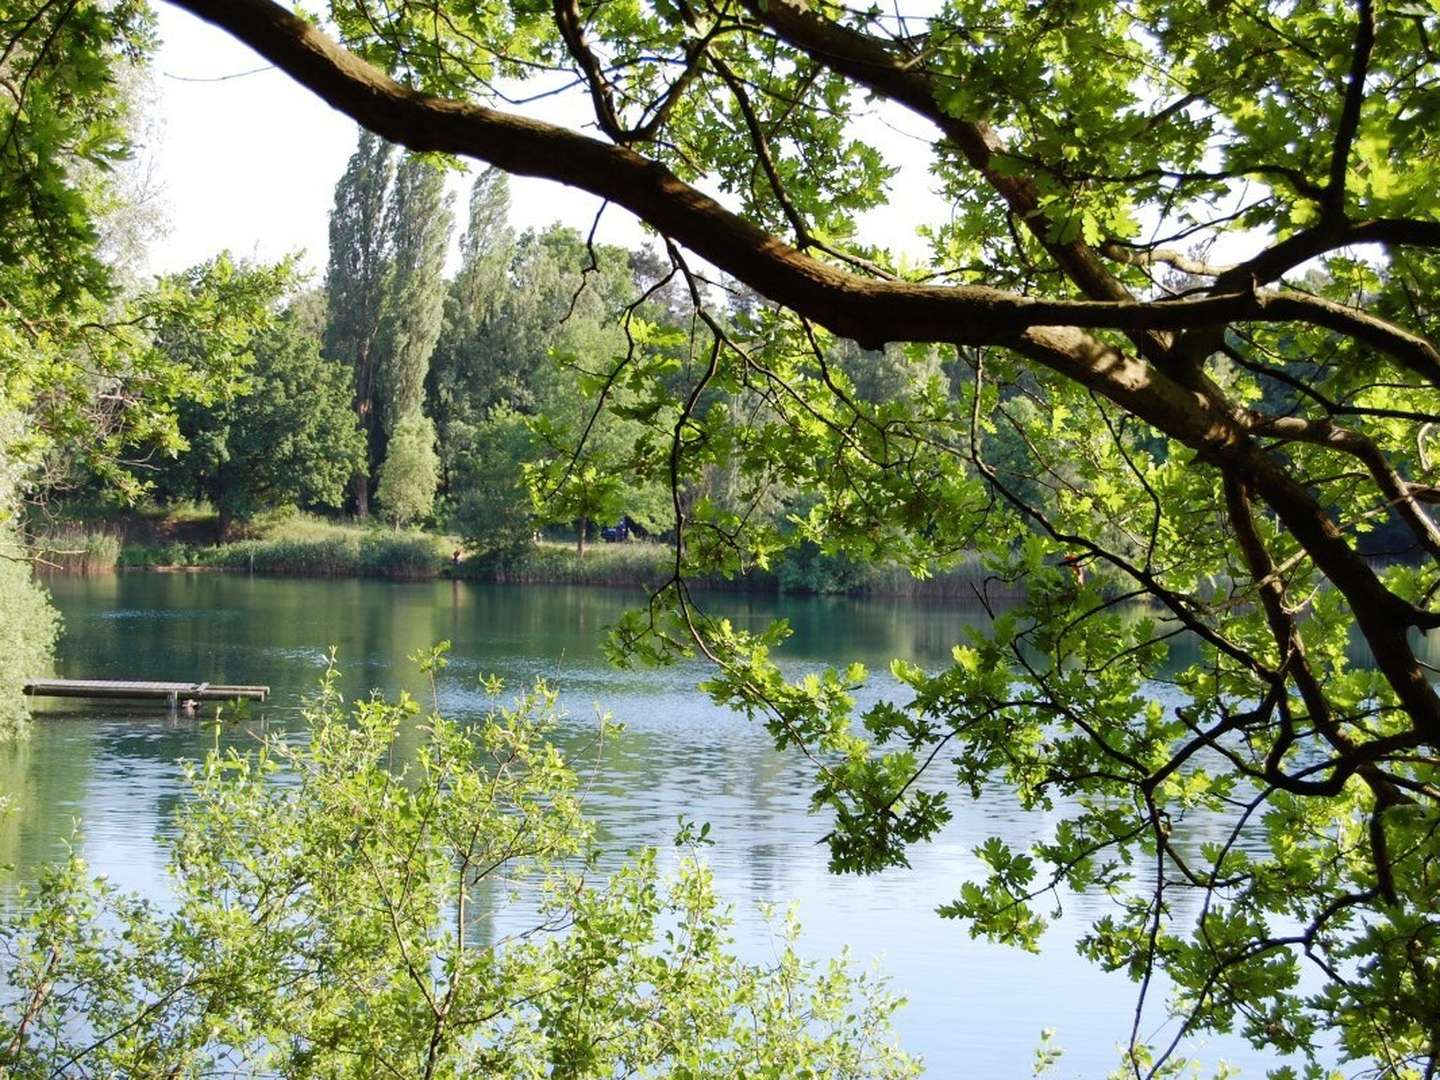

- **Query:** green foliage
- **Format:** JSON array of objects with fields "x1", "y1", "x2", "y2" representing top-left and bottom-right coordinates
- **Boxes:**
[
  {"x1": 206, "y1": 534, "x2": 361, "y2": 576},
  {"x1": 154, "y1": 282, "x2": 365, "y2": 536},
  {"x1": 376, "y1": 413, "x2": 440, "y2": 528},
  {"x1": 475, "y1": 539, "x2": 673, "y2": 586},
  {"x1": 203, "y1": 530, "x2": 445, "y2": 578},
  {"x1": 0, "y1": 658, "x2": 919, "y2": 1079},
  {"x1": 324, "y1": 135, "x2": 455, "y2": 514},
  {"x1": 0, "y1": 529, "x2": 59, "y2": 742},
  {"x1": 356, "y1": 531, "x2": 446, "y2": 577},
  {"x1": 448, "y1": 404, "x2": 538, "y2": 562},
  {"x1": 774, "y1": 541, "x2": 870, "y2": 596},
  {"x1": 0, "y1": 407, "x2": 57, "y2": 740},
  {"x1": 375, "y1": 154, "x2": 454, "y2": 437},
  {"x1": 116, "y1": 540, "x2": 201, "y2": 569},
  {"x1": 601, "y1": 305, "x2": 1440, "y2": 1072},
  {"x1": 0, "y1": 0, "x2": 152, "y2": 315},
  {"x1": 427, "y1": 168, "x2": 517, "y2": 453},
  {"x1": 6, "y1": 249, "x2": 291, "y2": 506},
  {"x1": 323, "y1": 129, "x2": 393, "y2": 514},
  {"x1": 18, "y1": 0, "x2": 1440, "y2": 1071},
  {"x1": 427, "y1": 201, "x2": 671, "y2": 548},
  {"x1": 323, "y1": 129, "x2": 393, "y2": 375},
  {"x1": 3, "y1": 10, "x2": 287, "y2": 508}
]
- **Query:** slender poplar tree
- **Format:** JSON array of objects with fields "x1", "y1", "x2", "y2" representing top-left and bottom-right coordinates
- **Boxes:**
[
  {"x1": 427, "y1": 167, "x2": 515, "y2": 466},
  {"x1": 450, "y1": 167, "x2": 512, "y2": 327},
  {"x1": 323, "y1": 129, "x2": 393, "y2": 518},
  {"x1": 374, "y1": 153, "x2": 453, "y2": 442}
]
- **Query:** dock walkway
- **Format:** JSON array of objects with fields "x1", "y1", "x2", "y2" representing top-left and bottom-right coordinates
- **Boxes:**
[{"x1": 23, "y1": 679, "x2": 269, "y2": 705}]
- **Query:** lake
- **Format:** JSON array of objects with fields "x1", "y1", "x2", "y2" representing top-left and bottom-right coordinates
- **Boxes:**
[{"x1": 3, "y1": 571, "x2": 1297, "y2": 1076}]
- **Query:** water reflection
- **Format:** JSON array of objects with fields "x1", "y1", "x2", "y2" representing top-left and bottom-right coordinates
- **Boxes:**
[{"x1": 1, "y1": 572, "x2": 1327, "y2": 1076}]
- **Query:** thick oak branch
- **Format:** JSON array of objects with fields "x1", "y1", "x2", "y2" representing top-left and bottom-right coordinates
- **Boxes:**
[{"x1": 172, "y1": 0, "x2": 1440, "y2": 388}]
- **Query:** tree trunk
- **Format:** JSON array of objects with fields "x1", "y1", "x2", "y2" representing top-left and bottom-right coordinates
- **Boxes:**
[
  {"x1": 215, "y1": 468, "x2": 232, "y2": 542},
  {"x1": 353, "y1": 471, "x2": 370, "y2": 519},
  {"x1": 576, "y1": 516, "x2": 587, "y2": 559},
  {"x1": 353, "y1": 380, "x2": 377, "y2": 519}
]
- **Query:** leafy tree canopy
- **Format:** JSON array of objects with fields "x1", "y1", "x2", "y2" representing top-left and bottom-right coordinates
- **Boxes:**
[
  {"x1": 1, "y1": 8, "x2": 279, "y2": 507},
  {"x1": 15, "y1": 0, "x2": 1440, "y2": 1072},
  {"x1": 431, "y1": 203, "x2": 673, "y2": 551},
  {"x1": 153, "y1": 281, "x2": 366, "y2": 536},
  {"x1": 375, "y1": 152, "x2": 453, "y2": 438},
  {"x1": 375, "y1": 411, "x2": 440, "y2": 528},
  {"x1": 324, "y1": 133, "x2": 455, "y2": 515},
  {"x1": 0, "y1": 0, "x2": 152, "y2": 316}
]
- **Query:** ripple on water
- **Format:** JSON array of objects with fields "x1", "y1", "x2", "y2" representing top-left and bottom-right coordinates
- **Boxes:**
[{"x1": 91, "y1": 607, "x2": 237, "y2": 621}]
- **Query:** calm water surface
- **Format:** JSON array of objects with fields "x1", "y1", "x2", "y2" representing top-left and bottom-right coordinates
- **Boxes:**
[{"x1": 3, "y1": 573, "x2": 1295, "y2": 1076}]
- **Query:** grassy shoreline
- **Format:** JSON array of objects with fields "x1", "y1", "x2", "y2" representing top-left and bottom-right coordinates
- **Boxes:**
[{"x1": 32, "y1": 514, "x2": 1023, "y2": 600}]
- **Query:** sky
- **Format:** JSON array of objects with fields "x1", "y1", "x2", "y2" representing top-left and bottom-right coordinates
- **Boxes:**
[{"x1": 142, "y1": 4, "x2": 949, "y2": 280}]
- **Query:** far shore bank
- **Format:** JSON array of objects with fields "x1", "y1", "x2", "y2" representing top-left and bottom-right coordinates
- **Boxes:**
[{"x1": 29, "y1": 516, "x2": 1024, "y2": 601}]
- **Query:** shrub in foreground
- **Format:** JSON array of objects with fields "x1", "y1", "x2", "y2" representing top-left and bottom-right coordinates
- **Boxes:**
[
  {"x1": 0, "y1": 651, "x2": 917, "y2": 1078},
  {"x1": 0, "y1": 529, "x2": 59, "y2": 740}
]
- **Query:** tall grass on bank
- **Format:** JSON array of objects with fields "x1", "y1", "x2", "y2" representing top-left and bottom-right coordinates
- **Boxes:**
[
  {"x1": 479, "y1": 542, "x2": 1020, "y2": 599},
  {"x1": 203, "y1": 533, "x2": 446, "y2": 579},
  {"x1": 118, "y1": 542, "x2": 201, "y2": 568},
  {"x1": 113, "y1": 516, "x2": 446, "y2": 579},
  {"x1": 31, "y1": 529, "x2": 121, "y2": 574},
  {"x1": 478, "y1": 542, "x2": 675, "y2": 588}
]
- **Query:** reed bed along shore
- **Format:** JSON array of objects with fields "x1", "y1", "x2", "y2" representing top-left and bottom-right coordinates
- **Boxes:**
[
  {"x1": 31, "y1": 528, "x2": 122, "y2": 574},
  {"x1": 113, "y1": 520, "x2": 444, "y2": 580}
]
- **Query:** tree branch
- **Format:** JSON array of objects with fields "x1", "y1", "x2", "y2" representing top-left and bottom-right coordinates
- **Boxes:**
[
  {"x1": 1324, "y1": 0, "x2": 1376, "y2": 220},
  {"x1": 729, "y1": 0, "x2": 1139, "y2": 306},
  {"x1": 1244, "y1": 408, "x2": 1440, "y2": 563},
  {"x1": 169, "y1": 0, "x2": 1440, "y2": 388}
]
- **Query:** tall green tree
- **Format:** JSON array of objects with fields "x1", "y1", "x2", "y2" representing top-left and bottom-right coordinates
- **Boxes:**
[
  {"x1": 427, "y1": 167, "x2": 516, "y2": 486},
  {"x1": 324, "y1": 138, "x2": 453, "y2": 515},
  {"x1": 436, "y1": 222, "x2": 672, "y2": 552},
  {"x1": 432, "y1": 220, "x2": 579, "y2": 445},
  {"x1": 374, "y1": 412, "x2": 439, "y2": 529},
  {"x1": 448, "y1": 404, "x2": 536, "y2": 562},
  {"x1": 374, "y1": 153, "x2": 453, "y2": 443},
  {"x1": 155, "y1": 282, "x2": 365, "y2": 538},
  {"x1": 451, "y1": 167, "x2": 513, "y2": 324},
  {"x1": 323, "y1": 129, "x2": 394, "y2": 518}
]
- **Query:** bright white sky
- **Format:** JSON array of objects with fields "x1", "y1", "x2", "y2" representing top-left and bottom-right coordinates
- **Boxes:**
[{"x1": 144, "y1": 3, "x2": 948, "y2": 280}]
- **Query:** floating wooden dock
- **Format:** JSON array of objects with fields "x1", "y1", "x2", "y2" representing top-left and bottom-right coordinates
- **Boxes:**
[{"x1": 23, "y1": 679, "x2": 269, "y2": 706}]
